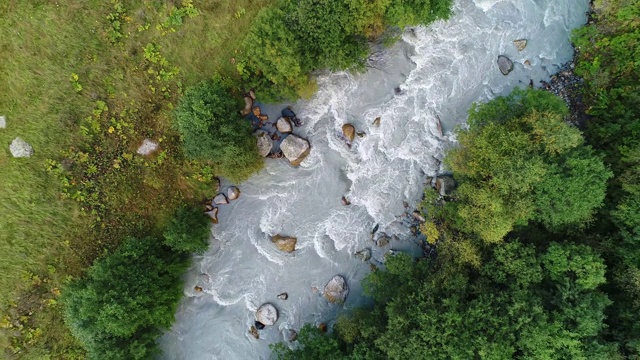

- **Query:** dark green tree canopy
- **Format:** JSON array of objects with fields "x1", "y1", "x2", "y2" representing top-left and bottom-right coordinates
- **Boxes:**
[{"x1": 163, "y1": 204, "x2": 211, "y2": 254}]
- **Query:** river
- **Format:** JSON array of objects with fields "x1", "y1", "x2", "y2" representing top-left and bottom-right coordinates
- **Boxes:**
[{"x1": 159, "y1": 0, "x2": 589, "y2": 358}]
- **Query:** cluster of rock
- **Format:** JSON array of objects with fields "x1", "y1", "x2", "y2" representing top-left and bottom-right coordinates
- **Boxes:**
[
  {"x1": 203, "y1": 178, "x2": 241, "y2": 224},
  {"x1": 497, "y1": 38, "x2": 528, "y2": 76}
]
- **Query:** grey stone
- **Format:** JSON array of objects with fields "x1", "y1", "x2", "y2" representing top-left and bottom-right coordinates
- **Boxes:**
[
  {"x1": 136, "y1": 139, "x2": 158, "y2": 155},
  {"x1": 227, "y1": 186, "x2": 241, "y2": 201},
  {"x1": 276, "y1": 117, "x2": 293, "y2": 133},
  {"x1": 256, "y1": 130, "x2": 273, "y2": 157},
  {"x1": 256, "y1": 303, "x2": 278, "y2": 326},
  {"x1": 277, "y1": 292, "x2": 288, "y2": 300},
  {"x1": 0, "y1": 115, "x2": 6, "y2": 129},
  {"x1": 9, "y1": 137, "x2": 34, "y2": 158},
  {"x1": 280, "y1": 134, "x2": 310, "y2": 167},
  {"x1": 497, "y1": 55, "x2": 514, "y2": 75},
  {"x1": 323, "y1": 275, "x2": 349, "y2": 304},
  {"x1": 354, "y1": 248, "x2": 371, "y2": 262},
  {"x1": 513, "y1": 39, "x2": 527, "y2": 51},
  {"x1": 213, "y1": 193, "x2": 229, "y2": 205}
]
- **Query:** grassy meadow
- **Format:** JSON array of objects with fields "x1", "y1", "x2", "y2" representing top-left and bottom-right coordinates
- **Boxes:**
[{"x1": 0, "y1": 1, "x2": 272, "y2": 357}]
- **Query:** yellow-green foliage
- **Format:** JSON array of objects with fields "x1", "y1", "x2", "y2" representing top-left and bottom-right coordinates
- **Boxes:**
[{"x1": 419, "y1": 221, "x2": 440, "y2": 245}]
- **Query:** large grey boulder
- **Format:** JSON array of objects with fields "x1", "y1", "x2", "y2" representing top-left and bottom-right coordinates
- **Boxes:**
[
  {"x1": 227, "y1": 186, "x2": 241, "y2": 201},
  {"x1": 256, "y1": 303, "x2": 278, "y2": 326},
  {"x1": 9, "y1": 137, "x2": 34, "y2": 158},
  {"x1": 280, "y1": 134, "x2": 310, "y2": 167},
  {"x1": 323, "y1": 275, "x2": 349, "y2": 304},
  {"x1": 497, "y1": 55, "x2": 514, "y2": 75},
  {"x1": 0, "y1": 115, "x2": 6, "y2": 129},
  {"x1": 276, "y1": 117, "x2": 293, "y2": 133},
  {"x1": 136, "y1": 139, "x2": 158, "y2": 155},
  {"x1": 256, "y1": 130, "x2": 273, "y2": 157}
]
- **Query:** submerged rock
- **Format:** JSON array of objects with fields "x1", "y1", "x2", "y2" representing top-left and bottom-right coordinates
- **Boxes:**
[
  {"x1": 513, "y1": 39, "x2": 527, "y2": 51},
  {"x1": 271, "y1": 235, "x2": 297, "y2": 253},
  {"x1": 227, "y1": 186, "x2": 241, "y2": 201},
  {"x1": 136, "y1": 139, "x2": 159, "y2": 156},
  {"x1": 256, "y1": 303, "x2": 278, "y2": 326},
  {"x1": 280, "y1": 134, "x2": 310, "y2": 167},
  {"x1": 9, "y1": 137, "x2": 34, "y2": 158},
  {"x1": 256, "y1": 130, "x2": 273, "y2": 157},
  {"x1": 323, "y1": 275, "x2": 349, "y2": 304},
  {"x1": 254, "y1": 321, "x2": 265, "y2": 330},
  {"x1": 213, "y1": 193, "x2": 229, "y2": 205},
  {"x1": 342, "y1": 124, "x2": 356, "y2": 141},
  {"x1": 497, "y1": 55, "x2": 514, "y2": 75},
  {"x1": 435, "y1": 176, "x2": 455, "y2": 196},
  {"x1": 354, "y1": 248, "x2": 372, "y2": 262},
  {"x1": 276, "y1": 117, "x2": 293, "y2": 133}
]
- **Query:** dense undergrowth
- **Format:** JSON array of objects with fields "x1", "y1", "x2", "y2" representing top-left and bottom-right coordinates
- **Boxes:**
[{"x1": 273, "y1": 0, "x2": 640, "y2": 357}]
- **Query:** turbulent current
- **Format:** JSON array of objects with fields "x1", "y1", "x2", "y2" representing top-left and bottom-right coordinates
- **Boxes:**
[{"x1": 160, "y1": 0, "x2": 589, "y2": 358}]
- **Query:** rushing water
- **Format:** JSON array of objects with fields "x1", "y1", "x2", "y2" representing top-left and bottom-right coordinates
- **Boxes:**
[{"x1": 160, "y1": 0, "x2": 589, "y2": 358}]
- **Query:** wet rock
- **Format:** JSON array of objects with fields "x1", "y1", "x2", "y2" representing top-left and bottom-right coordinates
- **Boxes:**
[
  {"x1": 319, "y1": 323, "x2": 328, "y2": 332},
  {"x1": 280, "y1": 134, "x2": 311, "y2": 167},
  {"x1": 256, "y1": 130, "x2": 273, "y2": 157},
  {"x1": 342, "y1": 124, "x2": 356, "y2": 141},
  {"x1": 213, "y1": 193, "x2": 229, "y2": 205},
  {"x1": 252, "y1": 106, "x2": 262, "y2": 117},
  {"x1": 276, "y1": 117, "x2": 293, "y2": 133},
  {"x1": 403, "y1": 201, "x2": 409, "y2": 208},
  {"x1": 372, "y1": 117, "x2": 381, "y2": 126},
  {"x1": 524, "y1": 59, "x2": 531, "y2": 66},
  {"x1": 497, "y1": 55, "x2": 514, "y2": 75},
  {"x1": 271, "y1": 235, "x2": 297, "y2": 253},
  {"x1": 249, "y1": 325, "x2": 259, "y2": 339},
  {"x1": 341, "y1": 196, "x2": 351, "y2": 206},
  {"x1": 356, "y1": 131, "x2": 366, "y2": 138},
  {"x1": 377, "y1": 235, "x2": 390, "y2": 247},
  {"x1": 0, "y1": 115, "x2": 6, "y2": 129},
  {"x1": 240, "y1": 94, "x2": 254, "y2": 116},
  {"x1": 513, "y1": 39, "x2": 527, "y2": 51},
  {"x1": 9, "y1": 137, "x2": 34, "y2": 158},
  {"x1": 412, "y1": 210, "x2": 426, "y2": 223},
  {"x1": 136, "y1": 139, "x2": 159, "y2": 156},
  {"x1": 227, "y1": 186, "x2": 241, "y2": 201},
  {"x1": 354, "y1": 248, "x2": 371, "y2": 262},
  {"x1": 277, "y1": 292, "x2": 288, "y2": 300},
  {"x1": 256, "y1": 303, "x2": 278, "y2": 326},
  {"x1": 435, "y1": 176, "x2": 456, "y2": 196},
  {"x1": 254, "y1": 321, "x2": 265, "y2": 330},
  {"x1": 323, "y1": 275, "x2": 349, "y2": 304},
  {"x1": 204, "y1": 207, "x2": 218, "y2": 224},
  {"x1": 194, "y1": 286, "x2": 203, "y2": 292},
  {"x1": 284, "y1": 329, "x2": 298, "y2": 342}
]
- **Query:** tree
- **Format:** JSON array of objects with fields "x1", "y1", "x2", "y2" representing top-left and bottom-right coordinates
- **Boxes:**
[
  {"x1": 62, "y1": 237, "x2": 189, "y2": 359},
  {"x1": 163, "y1": 204, "x2": 211, "y2": 254},
  {"x1": 446, "y1": 89, "x2": 612, "y2": 243},
  {"x1": 173, "y1": 76, "x2": 263, "y2": 181}
]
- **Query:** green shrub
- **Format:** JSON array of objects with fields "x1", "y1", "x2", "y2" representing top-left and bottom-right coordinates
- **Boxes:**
[
  {"x1": 173, "y1": 76, "x2": 263, "y2": 181},
  {"x1": 163, "y1": 205, "x2": 211, "y2": 254},
  {"x1": 62, "y1": 237, "x2": 189, "y2": 360}
]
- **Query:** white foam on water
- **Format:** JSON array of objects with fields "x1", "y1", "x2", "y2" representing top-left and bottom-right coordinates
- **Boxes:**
[{"x1": 159, "y1": 0, "x2": 589, "y2": 358}]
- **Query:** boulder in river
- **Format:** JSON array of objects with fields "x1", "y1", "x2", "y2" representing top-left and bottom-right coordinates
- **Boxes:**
[
  {"x1": 227, "y1": 186, "x2": 241, "y2": 201},
  {"x1": 256, "y1": 130, "x2": 273, "y2": 157},
  {"x1": 136, "y1": 139, "x2": 159, "y2": 156},
  {"x1": 0, "y1": 115, "x2": 6, "y2": 129},
  {"x1": 213, "y1": 193, "x2": 229, "y2": 205},
  {"x1": 9, "y1": 137, "x2": 34, "y2": 158},
  {"x1": 271, "y1": 235, "x2": 297, "y2": 253},
  {"x1": 256, "y1": 303, "x2": 278, "y2": 326},
  {"x1": 497, "y1": 55, "x2": 514, "y2": 75},
  {"x1": 276, "y1": 117, "x2": 293, "y2": 133},
  {"x1": 354, "y1": 248, "x2": 371, "y2": 262},
  {"x1": 280, "y1": 134, "x2": 310, "y2": 167},
  {"x1": 513, "y1": 39, "x2": 527, "y2": 51},
  {"x1": 435, "y1": 176, "x2": 455, "y2": 196},
  {"x1": 204, "y1": 207, "x2": 218, "y2": 224},
  {"x1": 323, "y1": 275, "x2": 349, "y2": 304},
  {"x1": 342, "y1": 124, "x2": 356, "y2": 141}
]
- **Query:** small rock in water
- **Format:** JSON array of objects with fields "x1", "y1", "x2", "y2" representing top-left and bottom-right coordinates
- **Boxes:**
[
  {"x1": 249, "y1": 326, "x2": 259, "y2": 339},
  {"x1": 9, "y1": 137, "x2": 34, "y2": 158},
  {"x1": 311, "y1": 286, "x2": 319, "y2": 293},
  {"x1": 213, "y1": 193, "x2": 229, "y2": 205},
  {"x1": 255, "y1": 303, "x2": 278, "y2": 326},
  {"x1": 342, "y1": 124, "x2": 356, "y2": 141},
  {"x1": 371, "y1": 224, "x2": 379, "y2": 235},
  {"x1": 403, "y1": 201, "x2": 409, "y2": 208},
  {"x1": 280, "y1": 134, "x2": 311, "y2": 167},
  {"x1": 194, "y1": 286, "x2": 203, "y2": 292},
  {"x1": 356, "y1": 131, "x2": 366, "y2": 138},
  {"x1": 318, "y1": 323, "x2": 328, "y2": 332},
  {"x1": 513, "y1": 39, "x2": 527, "y2": 51},
  {"x1": 227, "y1": 186, "x2": 241, "y2": 201},
  {"x1": 256, "y1": 130, "x2": 274, "y2": 157},
  {"x1": 284, "y1": 329, "x2": 298, "y2": 342},
  {"x1": 271, "y1": 235, "x2": 297, "y2": 253},
  {"x1": 412, "y1": 210, "x2": 426, "y2": 223},
  {"x1": 394, "y1": 86, "x2": 403, "y2": 95},
  {"x1": 254, "y1": 321, "x2": 265, "y2": 330},
  {"x1": 252, "y1": 106, "x2": 262, "y2": 117},
  {"x1": 497, "y1": 55, "x2": 514, "y2": 75},
  {"x1": 276, "y1": 117, "x2": 293, "y2": 133},
  {"x1": 323, "y1": 275, "x2": 349, "y2": 304},
  {"x1": 524, "y1": 59, "x2": 531, "y2": 67},
  {"x1": 0, "y1": 115, "x2": 6, "y2": 129},
  {"x1": 136, "y1": 138, "x2": 159, "y2": 156},
  {"x1": 277, "y1": 292, "x2": 288, "y2": 300},
  {"x1": 377, "y1": 235, "x2": 390, "y2": 247},
  {"x1": 372, "y1": 117, "x2": 381, "y2": 126},
  {"x1": 354, "y1": 248, "x2": 372, "y2": 262},
  {"x1": 341, "y1": 196, "x2": 351, "y2": 206},
  {"x1": 204, "y1": 207, "x2": 218, "y2": 224}
]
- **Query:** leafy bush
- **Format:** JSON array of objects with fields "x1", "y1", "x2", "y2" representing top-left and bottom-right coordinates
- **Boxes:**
[
  {"x1": 163, "y1": 205, "x2": 211, "y2": 254},
  {"x1": 446, "y1": 89, "x2": 612, "y2": 243},
  {"x1": 173, "y1": 76, "x2": 263, "y2": 181},
  {"x1": 62, "y1": 237, "x2": 189, "y2": 359}
]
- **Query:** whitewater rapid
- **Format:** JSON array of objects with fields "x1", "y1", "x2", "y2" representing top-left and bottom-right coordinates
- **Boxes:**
[{"x1": 159, "y1": 0, "x2": 589, "y2": 358}]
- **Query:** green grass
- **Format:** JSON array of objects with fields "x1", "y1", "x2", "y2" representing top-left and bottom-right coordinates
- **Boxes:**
[{"x1": 0, "y1": 0, "x2": 273, "y2": 357}]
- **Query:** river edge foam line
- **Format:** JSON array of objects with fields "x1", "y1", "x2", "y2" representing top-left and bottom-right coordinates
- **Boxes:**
[{"x1": 160, "y1": 0, "x2": 589, "y2": 358}]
